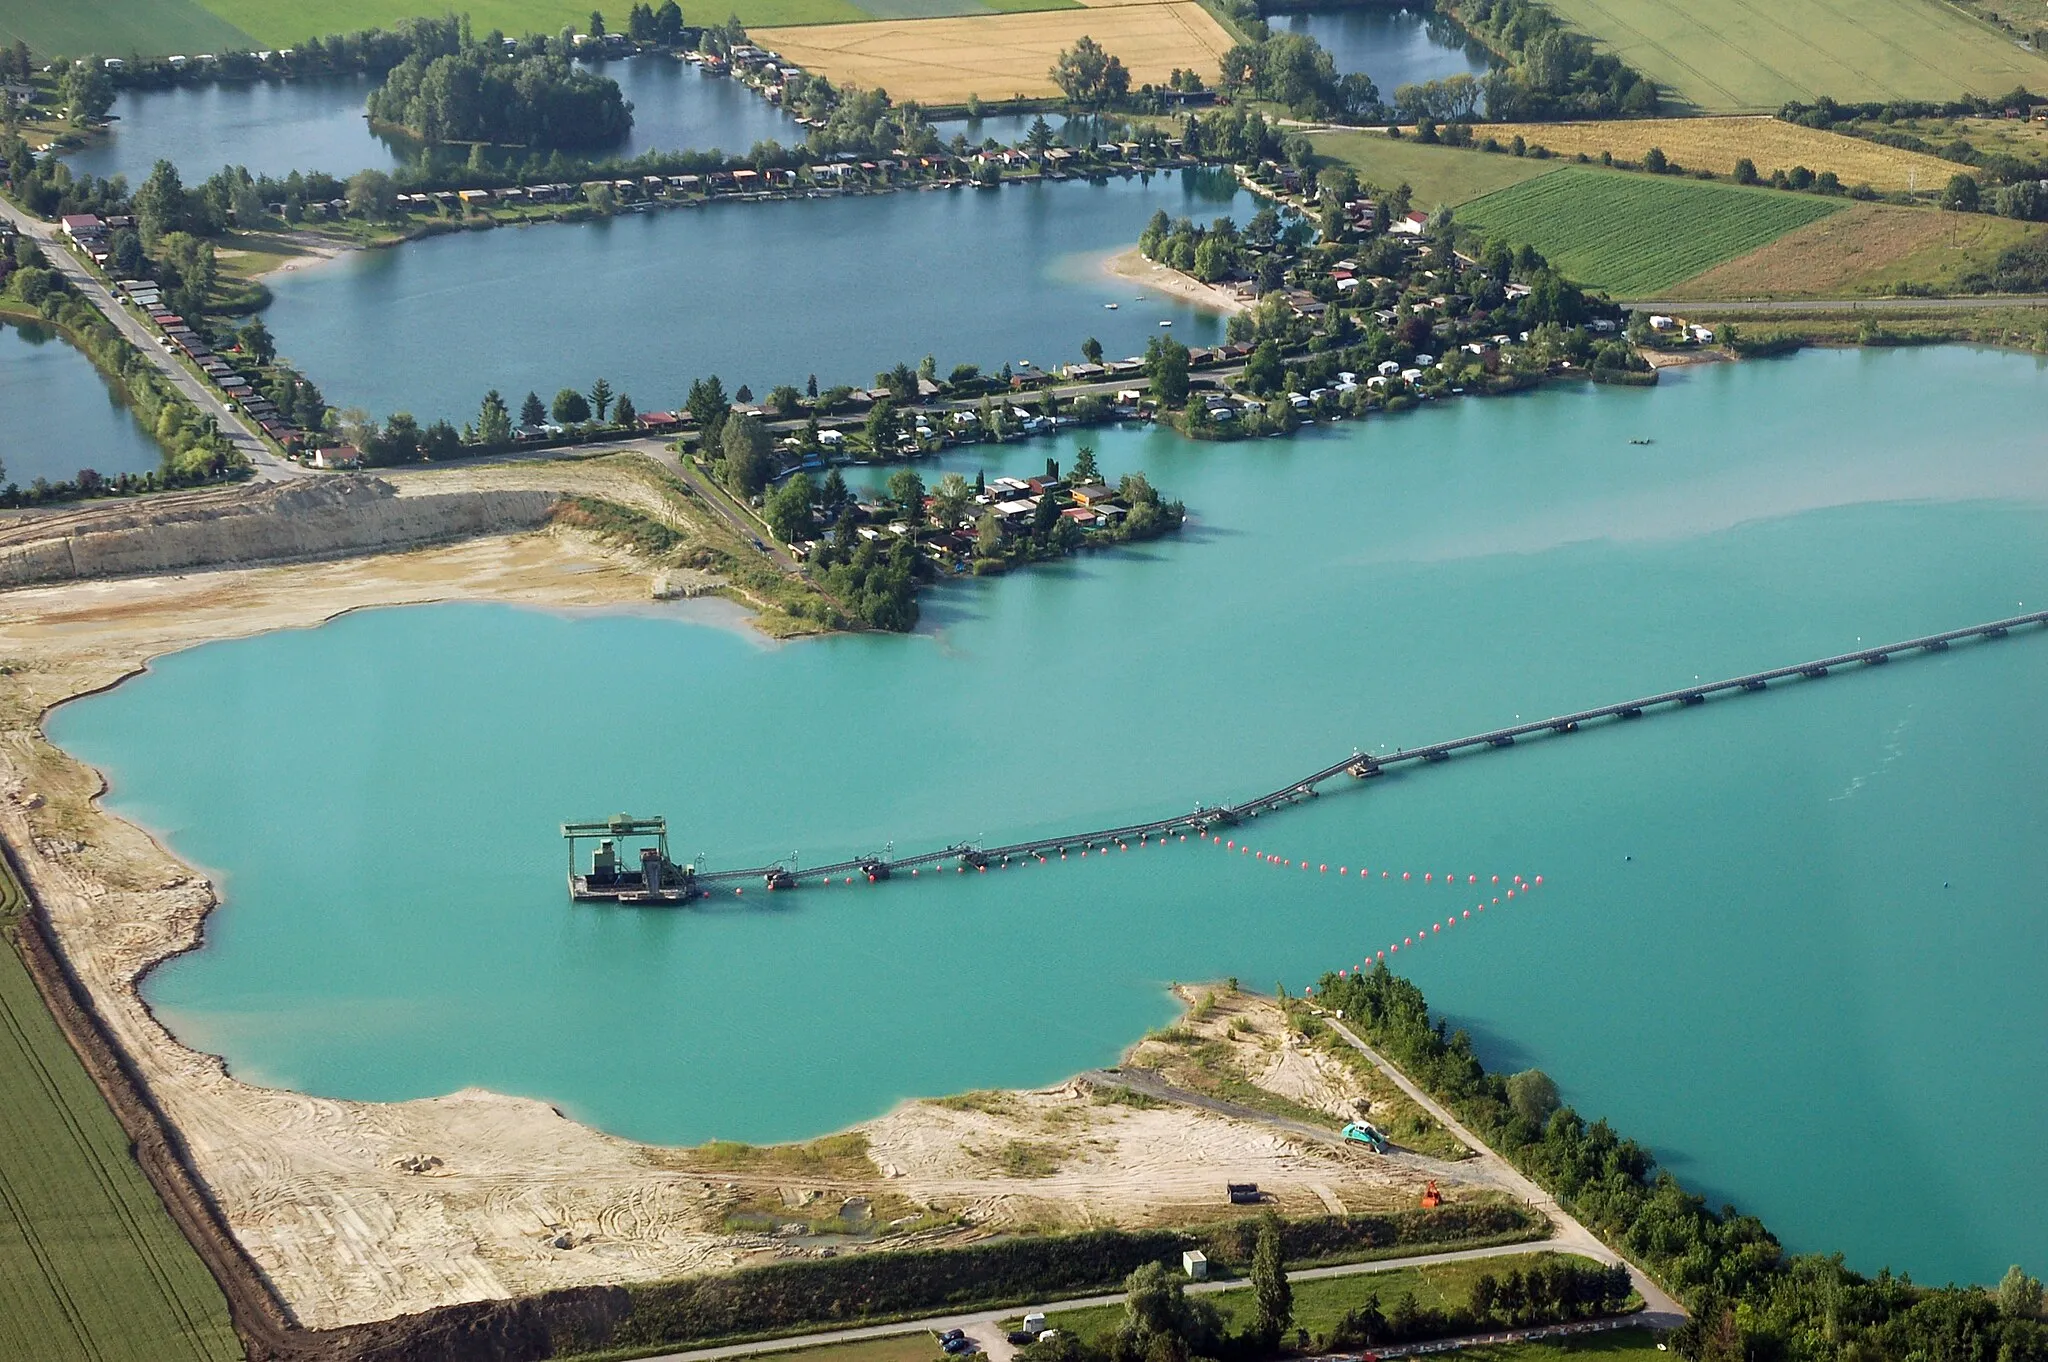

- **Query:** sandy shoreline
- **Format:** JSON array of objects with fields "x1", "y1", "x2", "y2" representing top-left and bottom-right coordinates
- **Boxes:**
[
  {"x1": 1101, "y1": 245, "x2": 1252, "y2": 316},
  {"x1": 1, "y1": 498, "x2": 1509, "y2": 1331}
]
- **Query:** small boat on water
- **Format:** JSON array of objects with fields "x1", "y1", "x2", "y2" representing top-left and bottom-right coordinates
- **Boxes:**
[
  {"x1": 1630, "y1": 437, "x2": 1654, "y2": 445},
  {"x1": 1159, "y1": 319, "x2": 1173, "y2": 327},
  {"x1": 1104, "y1": 302, "x2": 1118, "y2": 309}
]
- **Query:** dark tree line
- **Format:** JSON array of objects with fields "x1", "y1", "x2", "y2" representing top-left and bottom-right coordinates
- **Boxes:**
[{"x1": 367, "y1": 44, "x2": 633, "y2": 149}]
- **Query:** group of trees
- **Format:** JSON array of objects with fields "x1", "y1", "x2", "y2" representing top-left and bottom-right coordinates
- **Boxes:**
[
  {"x1": 1220, "y1": 32, "x2": 1381, "y2": 121},
  {"x1": 1434, "y1": 0, "x2": 1659, "y2": 120},
  {"x1": 1316, "y1": 965, "x2": 2048, "y2": 1361},
  {"x1": 367, "y1": 42, "x2": 633, "y2": 148},
  {"x1": 1051, "y1": 37, "x2": 1131, "y2": 109},
  {"x1": 620, "y1": 1, "x2": 689, "y2": 46},
  {"x1": 1139, "y1": 210, "x2": 1251, "y2": 284}
]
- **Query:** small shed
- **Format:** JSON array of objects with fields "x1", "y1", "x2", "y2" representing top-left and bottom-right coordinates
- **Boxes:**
[{"x1": 1181, "y1": 1250, "x2": 1209, "y2": 1281}]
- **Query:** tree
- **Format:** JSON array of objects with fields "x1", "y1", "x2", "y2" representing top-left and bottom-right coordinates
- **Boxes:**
[
  {"x1": 613, "y1": 394, "x2": 636, "y2": 428},
  {"x1": 1069, "y1": 445, "x2": 1100, "y2": 485},
  {"x1": 521, "y1": 391, "x2": 547, "y2": 427},
  {"x1": 588, "y1": 10, "x2": 606, "y2": 37},
  {"x1": 735, "y1": 383, "x2": 753, "y2": 404},
  {"x1": 769, "y1": 384, "x2": 803, "y2": 416},
  {"x1": 1145, "y1": 334, "x2": 1190, "y2": 405},
  {"x1": 346, "y1": 168, "x2": 398, "y2": 221},
  {"x1": 1251, "y1": 1213, "x2": 1293, "y2": 1344},
  {"x1": 1027, "y1": 114, "x2": 1055, "y2": 160},
  {"x1": 1733, "y1": 157, "x2": 1759, "y2": 185},
  {"x1": 135, "y1": 160, "x2": 197, "y2": 242},
  {"x1": 552, "y1": 387, "x2": 592, "y2": 423},
  {"x1": 422, "y1": 419, "x2": 463, "y2": 460},
  {"x1": 1082, "y1": 336, "x2": 1103, "y2": 365},
  {"x1": 58, "y1": 63, "x2": 114, "y2": 125},
  {"x1": 687, "y1": 375, "x2": 731, "y2": 430},
  {"x1": 930, "y1": 471, "x2": 974, "y2": 527},
  {"x1": 1051, "y1": 35, "x2": 1131, "y2": 109},
  {"x1": 1999, "y1": 1265, "x2": 2044, "y2": 1320},
  {"x1": 975, "y1": 509, "x2": 1003, "y2": 557},
  {"x1": 588, "y1": 377, "x2": 614, "y2": 422},
  {"x1": 763, "y1": 472, "x2": 814, "y2": 542},
  {"x1": 1508, "y1": 1069, "x2": 1561, "y2": 1128},
  {"x1": 721, "y1": 412, "x2": 771, "y2": 496},
  {"x1": 240, "y1": 318, "x2": 276, "y2": 366},
  {"x1": 1643, "y1": 145, "x2": 1667, "y2": 173},
  {"x1": 1244, "y1": 339, "x2": 1284, "y2": 395},
  {"x1": 478, "y1": 389, "x2": 513, "y2": 446},
  {"x1": 655, "y1": 0, "x2": 685, "y2": 43},
  {"x1": 821, "y1": 467, "x2": 849, "y2": 509},
  {"x1": 1117, "y1": 1262, "x2": 1222, "y2": 1361},
  {"x1": 888, "y1": 468, "x2": 926, "y2": 522},
  {"x1": 1942, "y1": 172, "x2": 1981, "y2": 212}
]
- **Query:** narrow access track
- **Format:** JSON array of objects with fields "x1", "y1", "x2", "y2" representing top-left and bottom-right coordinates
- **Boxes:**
[{"x1": 0, "y1": 197, "x2": 301, "y2": 482}]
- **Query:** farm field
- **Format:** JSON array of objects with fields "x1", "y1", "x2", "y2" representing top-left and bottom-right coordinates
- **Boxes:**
[
  {"x1": 1843, "y1": 113, "x2": 2048, "y2": 164},
  {"x1": 1469, "y1": 117, "x2": 1966, "y2": 193},
  {"x1": 0, "y1": 860, "x2": 242, "y2": 1362},
  {"x1": 1540, "y1": 0, "x2": 2048, "y2": 112},
  {"x1": 1661, "y1": 202, "x2": 2048, "y2": 300},
  {"x1": 1307, "y1": 129, "x2": 1563, "y2": 208},
  {"x1": 1455, "y1": 167, "x2": 1841, "y2": 296},
  {"x1": 0, "y1": 0, "x2": 252, "y2": 62},
  {"x1": 754, "y1": 0, "x2": 1232, "y2": 104}
]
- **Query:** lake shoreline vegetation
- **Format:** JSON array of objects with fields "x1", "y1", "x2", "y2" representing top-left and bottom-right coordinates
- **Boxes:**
[{"x1": 1313, "y1": 966, "x2": 2048, "y2": 1362}]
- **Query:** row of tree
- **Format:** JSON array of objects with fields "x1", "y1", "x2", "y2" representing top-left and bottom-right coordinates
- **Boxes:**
[{"x1": 1315, "y1": 965, "x2": 2048, "y2": 1361}]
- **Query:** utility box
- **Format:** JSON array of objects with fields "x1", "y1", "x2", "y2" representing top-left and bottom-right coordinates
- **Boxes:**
[{"x1": 1181, "y1": 1251, "x2": 1208, "y2": 1280}]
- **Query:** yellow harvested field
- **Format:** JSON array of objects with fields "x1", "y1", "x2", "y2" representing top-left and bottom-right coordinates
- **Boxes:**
[
  {"x1": 1472, "y1": 117, "x2": 1964, "y2": 192},
  {"x1": 755, "y1": 2, "x2": 1234, "y2": 104}
]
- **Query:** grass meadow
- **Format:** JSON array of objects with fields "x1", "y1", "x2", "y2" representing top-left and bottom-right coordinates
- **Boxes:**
[
  {"x1": 0, "y1": 859, "x2": 242, "y2": 1362},
  {"x1": 1307, "y1": 130, "x2": 1564, "y2": 209},
  {"x1": 1541, "y1": 0, "x2": 2048, "y2": 112},
  {"x1": 1455, "y1": 167, "x2": 1841, "y2": 296},
  {"x1": 0, "y1": 0, "x2": 252, "y2": 62}
]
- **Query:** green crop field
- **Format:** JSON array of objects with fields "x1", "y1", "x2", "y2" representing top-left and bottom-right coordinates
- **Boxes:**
[
  {"x1": 1307, "y1": 130, "x2": 1564, "y2": 210},
  {"x1": 0, "y1": 860, "x2": 242, "y2": 1362},
  {"x1": 2, "y1": 0, "x2": 1077, "y2": 56},
  {"x1": 1542, "y1": 0, "x2": 2048, "y2": 112},
  {"x1": 0, "y1": 0, "x2": 254, "y2": 63},
  {"x1": 1455, "y1": 168, "x2": 1842, "y2": 296}
]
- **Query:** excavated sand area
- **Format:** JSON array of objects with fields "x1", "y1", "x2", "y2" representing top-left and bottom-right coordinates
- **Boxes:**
[{"x1": 0, "y1": 478, "x2": 1505, "y2": 1332}]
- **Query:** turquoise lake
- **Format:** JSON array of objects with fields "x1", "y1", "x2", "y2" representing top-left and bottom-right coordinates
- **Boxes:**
[
  {"x1": 258, "y1": 173, "x2": 1245, "y2": 419},
  {"x1": 0, "y1": 319, "x2": 163, "y2": 486},
  {"x1": 47, "y1": 347, "x2": 2048, "y2": 1287},
  {"x1": 1275, "y1": 5, "x2": 1498, "y2": 90}
]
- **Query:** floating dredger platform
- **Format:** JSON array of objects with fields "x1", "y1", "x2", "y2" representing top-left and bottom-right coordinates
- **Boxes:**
[{"x1": 562, "y1": 814, "x2": 696, "y2": 903}]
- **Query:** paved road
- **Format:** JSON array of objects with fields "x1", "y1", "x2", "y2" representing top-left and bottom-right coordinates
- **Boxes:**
[
  {"x1": 632, "y1": 1240, "x2": 1632, "y2": 1362},
  {"x1": 1621, "y1": 294, "x2": 2048, "y2": 313},
  {"x1": 0, "y1": 198, "x2": 301, "y2": 481},
  {"x1": 1314, "y1": 1011, "x2": 1687, "y2": 1330}
]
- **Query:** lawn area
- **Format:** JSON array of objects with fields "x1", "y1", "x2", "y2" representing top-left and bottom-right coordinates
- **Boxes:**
[
  {"x1": 1662, "y1": 201, "x2": 2048, "y2": 299},
  {"x1": 1467, "y1": 117, "x2": 1964, "y2": 193},
  {"x1": 1307, "y1": 130, "x2": 1563, "y2": 209},
  {"x1": 1541, "y1": 0, "x2": 2048, "y2": 112},
  {"x1": 0, "y1": 0, "x2": 252, "y2": 61},
  {"x1": 0, "y1": 859, "x2": 243, "y2": 1362},
  {"x1": 1455, "y1": 167, "x2": 1841, "y2": 296},
  {"x1": 1041, "y1": 1251, "x2": 1613, "y2": 1344}
]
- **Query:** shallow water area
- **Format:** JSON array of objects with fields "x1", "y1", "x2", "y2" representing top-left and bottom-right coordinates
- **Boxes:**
[
  {"x1": 258, "y1": 171, "x2": 1245, "y2": 415},
  {"x1": 0, "y1": 320, "x2": 164, "y2": 485},
  {"x1": 47, "y1": 347, "x2": 2048, "y2": 1287}
]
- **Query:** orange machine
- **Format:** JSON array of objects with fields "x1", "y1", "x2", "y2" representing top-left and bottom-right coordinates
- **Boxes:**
[{"x1": 1420, "y1": 1179, "x2": 1442, "y2": 1209}]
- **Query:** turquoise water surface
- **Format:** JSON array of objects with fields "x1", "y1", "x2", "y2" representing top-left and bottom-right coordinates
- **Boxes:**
[{"x1": 48, "y1": 347, "x2": 2048, "y2": 1286}]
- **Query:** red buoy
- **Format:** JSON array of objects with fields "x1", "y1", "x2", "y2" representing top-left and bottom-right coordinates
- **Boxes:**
[
  {"x1": 736, "y1": 888, "x2": 744, "y2": 896},
  {"x1": 1506, "y1": 889, "x2": 1515, "y2": 898},
  {"x1": 1425, "y1": 872, "x2": 1433, "y2": 882},
  {"x1": 1403, "y1": 871, "x2": 1411, "y2": 881},
  {"x1": 1468, "y1": 874, "x2": 1477, "y2": 884},
  {"x1": 1534, "y1": 874, "x2": 1542, "y2": 885},
  {"x1": 1320, "y1": 864, "x2": 1328, "y2": 873}
]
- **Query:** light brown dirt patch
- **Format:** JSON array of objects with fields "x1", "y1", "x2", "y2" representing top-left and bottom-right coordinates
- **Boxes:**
[
  {"x1": 1663, "y1": 201, "x2": 2047, "y2": 299},
  {"x1": 754, "y1": 3, "x2": 1233, "y2": 104}
]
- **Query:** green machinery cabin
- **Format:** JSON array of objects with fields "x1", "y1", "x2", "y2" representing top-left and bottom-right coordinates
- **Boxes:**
[{"x1": 563, "y1": 814, "x2": 692, "y2": 903}]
